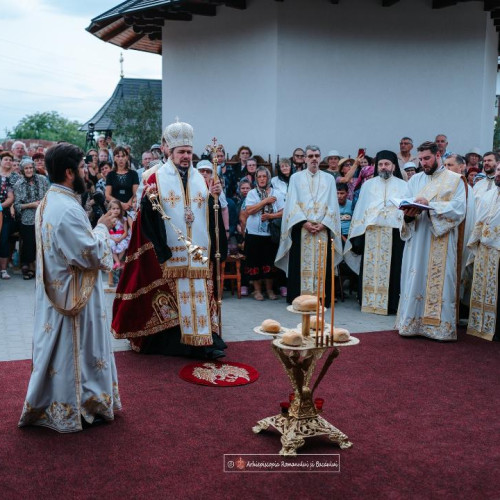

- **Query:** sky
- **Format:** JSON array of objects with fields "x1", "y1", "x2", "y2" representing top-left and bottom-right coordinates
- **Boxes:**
[{"x1": 0, "y1": 0, "x2": 162, "y2": 138}]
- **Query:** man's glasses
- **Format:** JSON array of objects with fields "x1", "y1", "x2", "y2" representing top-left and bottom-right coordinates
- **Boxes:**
[
  {"x1": 294, "y1": 154, "x2": 305, "y2": 158},
  {"x1": 307, "y1": 154, "x2": 321, "y2": 158}
]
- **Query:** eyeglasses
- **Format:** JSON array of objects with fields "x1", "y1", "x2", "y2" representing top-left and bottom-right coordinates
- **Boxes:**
[
  {"x1": 294, "y1": 154, "x2": 305, "y2": 158},
  {"x1": 307, "y1": 154, "x2": 321, "y2": 158}
]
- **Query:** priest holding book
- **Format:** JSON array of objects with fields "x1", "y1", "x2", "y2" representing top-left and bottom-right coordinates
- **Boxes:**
[
  {"x1": 344, "y1": 150, "x2": 409, "y2": 315},
  {"x1": 396, "y1": 141, "x2": 467, "y2": 341}
]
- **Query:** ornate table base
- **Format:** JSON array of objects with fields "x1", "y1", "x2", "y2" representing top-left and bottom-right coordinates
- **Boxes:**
[
  {"x1": 252, "y1": 338, "x2": 356, "y2": 457},
  {"x1": 252, "y1": 413, "x2": 352, "y2": 457}
]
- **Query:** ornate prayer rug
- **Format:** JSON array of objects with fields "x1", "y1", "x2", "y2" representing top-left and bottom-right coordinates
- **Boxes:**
[{"x1": 179, "y1": 361, "x2": 259, "y2": 387}]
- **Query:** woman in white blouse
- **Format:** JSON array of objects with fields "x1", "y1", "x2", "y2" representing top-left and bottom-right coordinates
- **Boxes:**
[{"x1": 244, "y1": 167, "x2": 284, "y2": 300}]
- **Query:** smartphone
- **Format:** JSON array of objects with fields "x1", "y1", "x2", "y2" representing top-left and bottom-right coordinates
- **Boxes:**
[
  {"x1": 85, "y1": 154, "x2": 94, "y2": 164},
  {"x1": 357, "y1": 148, "x2": 365, "y2": 158}
]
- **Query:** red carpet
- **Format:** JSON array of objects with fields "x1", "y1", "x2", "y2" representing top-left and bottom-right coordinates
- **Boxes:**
[
  {"x1": 179, "y1": 361, "x2": 259, "y2": 386},
  {"x1": 1, "y1": 330, "x2": 499, "y2": 499}
]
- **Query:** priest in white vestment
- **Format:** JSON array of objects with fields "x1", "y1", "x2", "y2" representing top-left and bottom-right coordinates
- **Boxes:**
[
  {"x1": 19, "y1": 143, "x2": 121, "y2": 433},
  {"x1": 344, "y1": 150, "x2": 409, "y2": 315},
  {"x1": 444, "y1": 154, "x2": 476, "y2": 312},
  {"x1": 275, "y1": 145, "x2": 342, "y2": 306},
  {"x1": 396, "y1": 141, "x2": 466, "y2": 341},
  {"x1": 472, "y1": 151, "x2": 498, "y2": 201},
  {"x1": 466, "y1": 164, "x2": 500, "y2": 341}
]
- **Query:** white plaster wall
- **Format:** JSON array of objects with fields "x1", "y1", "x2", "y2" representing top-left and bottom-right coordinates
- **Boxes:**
[{"x1": 162, "y1": 0, "x2": 497, "y2": 158}]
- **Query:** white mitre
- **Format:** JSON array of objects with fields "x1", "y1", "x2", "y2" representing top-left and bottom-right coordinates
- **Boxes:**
[{"x1": 162, "y1": 119, "x2": 194, "y2": 149}]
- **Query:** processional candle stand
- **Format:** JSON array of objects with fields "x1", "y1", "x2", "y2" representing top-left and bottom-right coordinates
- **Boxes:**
[{"x1": 252, "y1": 239, "x2": 359, "y2": 457}]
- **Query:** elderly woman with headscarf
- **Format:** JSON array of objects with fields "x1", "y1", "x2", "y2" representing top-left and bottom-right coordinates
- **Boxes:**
[
  {"x1": 13, "y1": 157, "x2": 50, "y2": 279},
  {"x1": 244, "y1": 166, "x2": 285, "y2": 300},
  {"x1": 271, "y1": 158, "x2": 292, "y2": 201},
  {"x1": 344, "y1": 150, "x2": 409, "y2": 315}
]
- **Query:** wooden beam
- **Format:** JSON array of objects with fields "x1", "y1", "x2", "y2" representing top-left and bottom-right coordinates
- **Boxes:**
[
  {"x1": 432, "y1": 0, "x2": 457, "y2": 9},
  {"x1": 122, "y1": 32, "x2": 146, "y2": 50},
  {"x1": 100, "y1": 23, "x2": 128, "y2": 42},
  {"x1": 133, "y1": 24, "x2": 163, "y2": 34},
  {"x1": 224, "y1": 0, "x2": 247, "y2": 9},
  {"x1": 485, "y1": 0, "x2": 500, "y2": 11}
]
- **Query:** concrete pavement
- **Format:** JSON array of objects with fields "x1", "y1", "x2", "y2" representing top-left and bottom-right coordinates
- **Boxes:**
[{"x1": 0, "y1": 269, "x2": 395, "y2": 362}]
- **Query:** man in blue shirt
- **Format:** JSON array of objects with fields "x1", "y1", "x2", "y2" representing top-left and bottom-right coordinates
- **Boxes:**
[{"x1": 337, "y1": 183, "x2": 352, "y2": 247}]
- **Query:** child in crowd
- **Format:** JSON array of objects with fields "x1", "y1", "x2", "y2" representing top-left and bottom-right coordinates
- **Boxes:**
[{"x1": 108, "y1": 200, "x2": 130, "y2": 269}]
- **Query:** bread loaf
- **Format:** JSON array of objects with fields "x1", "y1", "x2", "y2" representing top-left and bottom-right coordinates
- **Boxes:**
[
  {"x1": 309, "y1": 315, "x2": 324, "y2": 331},
  {"x1": 333, "y1": 328, "x2": 350, "y2": 342},
  {"x1": 282, "y1": 330, "x2": 303, "y2": 347},
  {"x1": 292, "y1": 294, "x2": 317, "y2": 312},
  {"x1": 261, "y1": 319, "x2": 281, "y2": 333}
]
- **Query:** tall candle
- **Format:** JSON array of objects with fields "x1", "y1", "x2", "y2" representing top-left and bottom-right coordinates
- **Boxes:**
[
  {"x1": 330, "y1": 238, "x2": 335, "y2": 344},
  {"x1": 315, "y1": 238, "x2": 321, "y2": 347},
  {"x1": 321, "y1": 240, "x2": 327, "y2": 347}
]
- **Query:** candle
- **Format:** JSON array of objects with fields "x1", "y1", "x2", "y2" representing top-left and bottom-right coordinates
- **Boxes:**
[
  {"x1": 315, "y1": 238, "x2": 321, "y2": 347},
  {"x1": 321, "y1": 240, "x2": 327, "y2": 347},
  {"x1": 330, "y1": 238, "x2": 335, "y2": 344}
]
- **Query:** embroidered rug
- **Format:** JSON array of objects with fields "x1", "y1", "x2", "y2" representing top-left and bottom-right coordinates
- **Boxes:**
[{"x1": 179, "y1": 361, "x2": 259, "y2": 387}]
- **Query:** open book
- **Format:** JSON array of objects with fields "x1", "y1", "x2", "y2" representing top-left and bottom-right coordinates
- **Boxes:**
[{"x1": 390, "y1": 198, "x2": 434, "y2": 211}]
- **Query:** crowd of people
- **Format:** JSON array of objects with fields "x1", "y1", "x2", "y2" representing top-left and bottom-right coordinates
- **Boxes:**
[
  {"x1": 1, "y1": 132, "x2": 498, "y2": 339},
  {"x1": 10, "y1": 123, "x2": 500, "y2": 434}
]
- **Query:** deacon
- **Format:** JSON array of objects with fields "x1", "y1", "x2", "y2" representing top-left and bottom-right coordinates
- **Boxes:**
[
  {"x1": 466, "y1": 163, "x2": 500, "y2": 341},
  {"x1": 344, "y1": 150, "x2": 409, "y2": 315},
  {"x1": 111, "y1": 121, "x2": 228, "y2": 359},
  {"x1": 275, "y1": 145, "x2": 342, "y2": 305},
  {"x1": 19, "y1": 143, "x2": 121, "y2": 432},
  {"x1": 396, "y1": 141, "x2": 466, "y2": 341}
]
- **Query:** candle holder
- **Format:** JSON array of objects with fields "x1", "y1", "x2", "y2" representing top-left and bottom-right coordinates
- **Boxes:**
[{"x1": 252, "y1": 333, "x2": 359, "y2": 456}]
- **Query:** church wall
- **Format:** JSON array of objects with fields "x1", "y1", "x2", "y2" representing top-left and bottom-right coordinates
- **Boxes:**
[{"x1": 162, "y1": 0, "x2": 497, "y2": 158}]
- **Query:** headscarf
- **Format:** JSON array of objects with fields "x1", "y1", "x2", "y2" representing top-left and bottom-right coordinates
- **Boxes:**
[
  {"x1": 255, "y1": 166, "x2": 273, "y2": 213},
  {"x1": 373, "y1": 150, "x2": 402, "y2": 179}
]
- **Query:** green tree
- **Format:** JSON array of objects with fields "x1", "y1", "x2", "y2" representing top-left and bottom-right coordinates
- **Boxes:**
[
  {"x1": 110, "y1": 88, "x2": 162, "y2": 159},
  {"x1": 7, "y1": 111, "x2": 86, "y2": 149},
  {"x1": 494, "y1": 116, "x2": 500, "y2": 151}
]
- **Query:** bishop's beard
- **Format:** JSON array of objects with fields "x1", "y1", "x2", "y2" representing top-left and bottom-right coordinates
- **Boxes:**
[{"x1": 379, "y1": 171, "x2": 392, "y2": 180}]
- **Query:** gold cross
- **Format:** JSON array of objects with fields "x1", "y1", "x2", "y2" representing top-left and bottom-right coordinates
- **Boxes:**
[
  {"x1": 192, "y1": 192, "x2": 205, "y2": 209},
  {"x1": 163, "y1": 190, "x2": 181, "y2": 208}
]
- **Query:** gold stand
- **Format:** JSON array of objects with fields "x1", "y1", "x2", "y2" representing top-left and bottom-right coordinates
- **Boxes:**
[{"x1": 252, "y1": 337, "x2": 355, "y2": 456}]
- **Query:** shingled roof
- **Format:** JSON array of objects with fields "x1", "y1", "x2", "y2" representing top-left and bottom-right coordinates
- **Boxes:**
[
  {"x1": 87, "y1": 0, "x2": 246, "y2": 55},
  {"x1": 87, "y1": 0, "x2": 500, "y2": 55},
  {"x1": 80, "y1": 77, "x2": 162, "y2": 132}
]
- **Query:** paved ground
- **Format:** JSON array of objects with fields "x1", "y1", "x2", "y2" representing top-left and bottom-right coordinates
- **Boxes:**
[{"x1": 0, "y1": 269, "x2": 395, "y2": 362}]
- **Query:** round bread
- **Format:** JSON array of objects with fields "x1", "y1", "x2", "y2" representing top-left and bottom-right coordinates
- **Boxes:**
[
  {"x1": 333, "y1": 327, "x2": 350, "y2": 343},
  {"x1": 292, "y1": 294, "x2": 317, "y2": 312},
  {"x1": 261, "y1": 319, "x2": 281, "y2": 333},
  {"x1": 309, "y1": 315, "x2": 324, "y2": 331},
  {"x1": 282, "y1": 330, "x2": 303, "y2": 347}
]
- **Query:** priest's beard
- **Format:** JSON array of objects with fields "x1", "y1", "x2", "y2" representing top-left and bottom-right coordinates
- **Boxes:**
[
  {"x1": 379, "y1": 171, "x2": 392, "y2": 180},
  {"x1": 72, "y1": 173, "x2": 87, "y2": 194},
  {"x1": 424, "y1": 161, "x2": 439, "y2": 176}
]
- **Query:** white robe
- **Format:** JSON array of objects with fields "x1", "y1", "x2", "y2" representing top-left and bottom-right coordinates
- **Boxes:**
[
  {"x1": 473, "y1": 175, "x2": 495, "y2": 204},
  {"x1": 466, "y1": 186, "x2": 500, "y2": 340},
  {"x1": 344, "y1": 175, "x2": 409, "y2": 274},
  {"x1": 19, "y1": 185, "x2": 121, "y2": 432},
  {"x1": 275, "y1": 168, "x2": 342, "y2": 291},
  {"x1": 396, "y1": 168, "x2": 466, "y2": 341}
]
